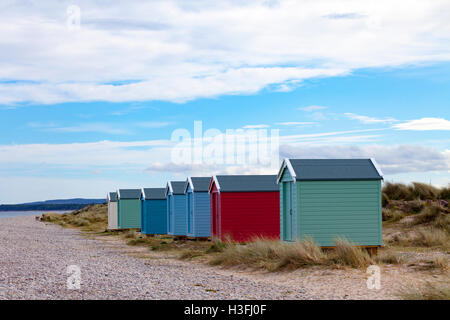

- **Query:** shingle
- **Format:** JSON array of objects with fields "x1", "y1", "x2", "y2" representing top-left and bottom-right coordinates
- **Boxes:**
[
  {"x1": 118, "y1": 189, "x2": 141, "y2": 199},
  {"x1": 288, "y1": 159, "x2": 383, "y2": 181},
  {"x1": 109, "y1": 192, "x2": 117, "y2": 202},
  {"x1": 142, "y1": 188, "x2": 166, "y2": 200},
  {"x1": 215, "y1": 175, "x2": 278, "y2": 192}
]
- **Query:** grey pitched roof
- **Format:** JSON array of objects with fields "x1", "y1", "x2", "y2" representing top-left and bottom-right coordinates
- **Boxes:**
[
  {"x1": 118, "y1": 189, "x2": 141, "y2": 199},
  {"x1": 185, "y1": 177, "x2": 211, "y2": 193},
  {"x1": 213, "y1": 175, "x2": 278, "y2": 192},
  {"x1": 142, "y1": 188, "x2": 166, "y2": 200},
  {"x1": 280, "y1": 159, "x2": 383, "y2": 182},
  {"x1": 166, "y1": 181, "x2": 186, "y2": 195},
  {"x1": 108, "y1": 192, "x2": 117, "y2": 202}
]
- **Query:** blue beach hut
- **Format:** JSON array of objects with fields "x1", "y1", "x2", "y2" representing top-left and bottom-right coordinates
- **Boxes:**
[
  {"x1": 141, "y1": 188, "x2": 167, "y2": 235},
  {"x1": 185, "y1": 177, "x2": 211, "y2": 238},
  {"x1": 166, "y1": 181, "x2": 187, "y2": 236}
]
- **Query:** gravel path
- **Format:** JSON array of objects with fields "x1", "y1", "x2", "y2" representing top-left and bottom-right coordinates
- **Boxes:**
[{"x1": 0, "y1": 216, "x2": 313, "y2": 300}]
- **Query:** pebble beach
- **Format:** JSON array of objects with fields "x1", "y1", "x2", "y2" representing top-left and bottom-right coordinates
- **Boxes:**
[{"x1": 0, "y1": 216, "x2": 313, "y2": 300}]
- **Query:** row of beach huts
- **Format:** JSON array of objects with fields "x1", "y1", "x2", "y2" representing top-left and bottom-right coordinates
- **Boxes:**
[{"x1": 106, "y1": 158, "x2": 384, "y2": 248}]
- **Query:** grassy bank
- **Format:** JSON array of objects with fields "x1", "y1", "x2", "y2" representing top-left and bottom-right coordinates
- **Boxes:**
[{"x1": 41, "y1": 204, "x2": 108, "y2": 232}]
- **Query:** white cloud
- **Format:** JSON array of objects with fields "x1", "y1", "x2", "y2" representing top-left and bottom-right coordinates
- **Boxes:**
[
  {"x1": 47, "y1": 123, "x2": 131, "y2": 135},
  {"x1": 1, "y1": 0, "x2": 450, "y2": 104},
  {"x1": 1, "y1": 133, "x2": 449, "y2": 202},
  {"x1": 393, "y1": 117, "x2": 450, "y2": 131},
  {"x1": 344, "y1": 113, "x2": 397, "y2": 124},
  {"x1": 0, "y1": 140, "x2": 173, "y2": 167},
  {"x1": 309, "y1": 112, "x2": 328, "y2": 121},
  {"x1": 280, "y1": 144, "x2": 450, "y2": 174},
  {"x1": 0, "y1": 129, "x2": 383, "y2": 169},
  {"x1": 242, "y1": 124, "x2": 270, "y2": 129},
  {"x1": 136, "y1": 121, "x2": 174, "y2": 128},
  {"x1": 299, "y1": 106, "x2": 328, "y2": 112},
  {"x1": 276, "y1": 122, "x2": 316, "y2": 126}
]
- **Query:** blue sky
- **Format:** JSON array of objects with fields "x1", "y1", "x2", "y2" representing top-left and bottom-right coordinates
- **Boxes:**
[{"x1": 0, "y1": 1, "x2": 449, "y2": 203}]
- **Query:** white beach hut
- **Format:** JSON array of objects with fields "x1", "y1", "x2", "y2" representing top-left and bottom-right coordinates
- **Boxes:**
[{"x1": 107, "y1": 192, "x2": 118, "y2": 230}]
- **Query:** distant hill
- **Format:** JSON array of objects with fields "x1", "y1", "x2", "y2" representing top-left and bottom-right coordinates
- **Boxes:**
[{"x1": 0, "y1": 198, "x2": 106, "y2": 211}]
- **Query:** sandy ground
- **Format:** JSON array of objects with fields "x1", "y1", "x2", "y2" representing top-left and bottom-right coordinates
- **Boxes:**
[{"x1": 0, "y1": 216, "x2": 447, "y2": 299}]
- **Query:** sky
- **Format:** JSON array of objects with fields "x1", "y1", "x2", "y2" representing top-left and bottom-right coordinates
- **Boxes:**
[{"x1": 0, "y1": 0, "x2": 449, "y2": 203}]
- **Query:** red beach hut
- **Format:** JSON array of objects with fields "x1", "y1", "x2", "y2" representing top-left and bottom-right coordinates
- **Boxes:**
[{"x1": 209, "y1": 175, "x2": 280, "y2": 242}]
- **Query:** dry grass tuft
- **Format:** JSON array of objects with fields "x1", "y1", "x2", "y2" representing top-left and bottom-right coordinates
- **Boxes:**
[
  {"x1": 387, "y1": 227, "x2": 449, "y2": 249},
  {"x1": 209, "y1": 237, "x2": 377, "y2": 271},
  {"x1": 329, "y1": 238, "x2": 374, "y2": 268},
  {"x1": 382, "y1": 208, "x2": 405, "y2": 222},
  {"x1": 410, "y1": 229, "x2": 449, "y2": 249},
  {"x1": 382, "y1": 192, "x2": 390, "y2": 207},
  {"x1": 374, "y1": 249, "x2": 404, "y2": 265},
  {"x1": 383, "y1": 182, "x2": 413, "y2": 201},
  {"x1": 400, "y1": 281, "x2": 450, "y2": 300},
  {"x1": 206, "y1": 240, "x2": 228, "y2": 253},
  {"x1": 433, "y1": 214, "x2": 450, "y2": 233},
  {"x1": 410, "y1": 203, "x2": 447, "y2": 226},
  {"x1": 411, "y1": 182, "x2": 440, "y2": 200},
  {"x1": 179, "y1": 249, "x2": 205, "y2": 260},
  {"x1": 275, "y1": 238, "x2": 328, "y2": 270},
  {"x1": 440, "y1": 185, "x2": 450, "y2": 200},
  {"x1": 425, "y1": 255, "x2": 449, "y2": 272},
  {"x1": 209, "y1": 237, "x2": 327, "y2": 271}
]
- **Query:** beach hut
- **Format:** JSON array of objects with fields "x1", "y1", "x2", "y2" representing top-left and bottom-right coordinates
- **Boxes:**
[
  {"x1": 141, "y1": 188, "x2": 167, "y2": 235},
  {"x1": 107, "y1": 192, "x2": 118, "y2": 230},
  {"x1": 209, "y1": 175, "x2": 280, "y2": 242},
  {"x1": 117, "y1": 189, "x2": 142, "y2": 230},
  {"x1": 277, "y1": 159, "x2": 383, "y2": 248},
  {"x1": 166, "y1": 181, "x2": 187, "y2": 236},
  {"x1": 184, "y1": 177, "x2": 211, "y2": 239}
]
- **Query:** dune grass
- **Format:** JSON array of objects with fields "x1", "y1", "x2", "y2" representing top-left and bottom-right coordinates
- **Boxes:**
[
  {"x1": 41, "y1": 204, "x2": 108, "y2": 232},
  {"x1": 382, "y1": 182, "x2": 449, "y2": 201},
  {"x1": 209, "y1": 237, "x2": 375, "y2": 271},
  {"x1": 410, "y1": 203, "x2": 447, "y2": 226},
  {"x1": 386, "y1": 227, "x2": 449, "y2": 250}
]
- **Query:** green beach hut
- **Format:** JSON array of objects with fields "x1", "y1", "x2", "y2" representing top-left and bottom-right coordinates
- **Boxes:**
[
  {"x1": 277, "y1": 159, "x2": 383, "y2": 247},
  {"x1": 117, "y1": 189, "x2": 142, "y2": 230}
]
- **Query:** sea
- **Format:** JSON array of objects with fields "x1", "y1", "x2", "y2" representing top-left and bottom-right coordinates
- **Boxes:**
[{"x1": 0, "y1": 210, "x2": 72, "y2": 219}]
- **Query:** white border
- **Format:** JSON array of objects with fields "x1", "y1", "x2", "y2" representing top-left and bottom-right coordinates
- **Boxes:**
[
  {"x1": 165, "y1": 182, "x2": 173, "y2": 196},
  {"x1": 370, "y1": 158, "x2": 384, "y2": 179},
  {"x1": 208, "y1": 175, "x2": 221, "y2": 193},
  {"x1": 276, "y1": 158, "x2": 296, "y2": 183},
  {"x1": 185, "y1": 177, "x2": 194, "y2": 193}
]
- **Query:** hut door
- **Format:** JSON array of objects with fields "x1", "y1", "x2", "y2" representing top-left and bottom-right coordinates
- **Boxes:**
[
  {"x1": 283, "y1": 182, "x2": 293, "y2": 241},
  {"x1": 212, "y1": 192, "x2": 218, "y2": 238},
  {"x1": 187, "y1": 193, "x2": 193, "y2": 234},
  {"x1": 168, "y1": 196, "x2": 172, "y2": 233}
]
